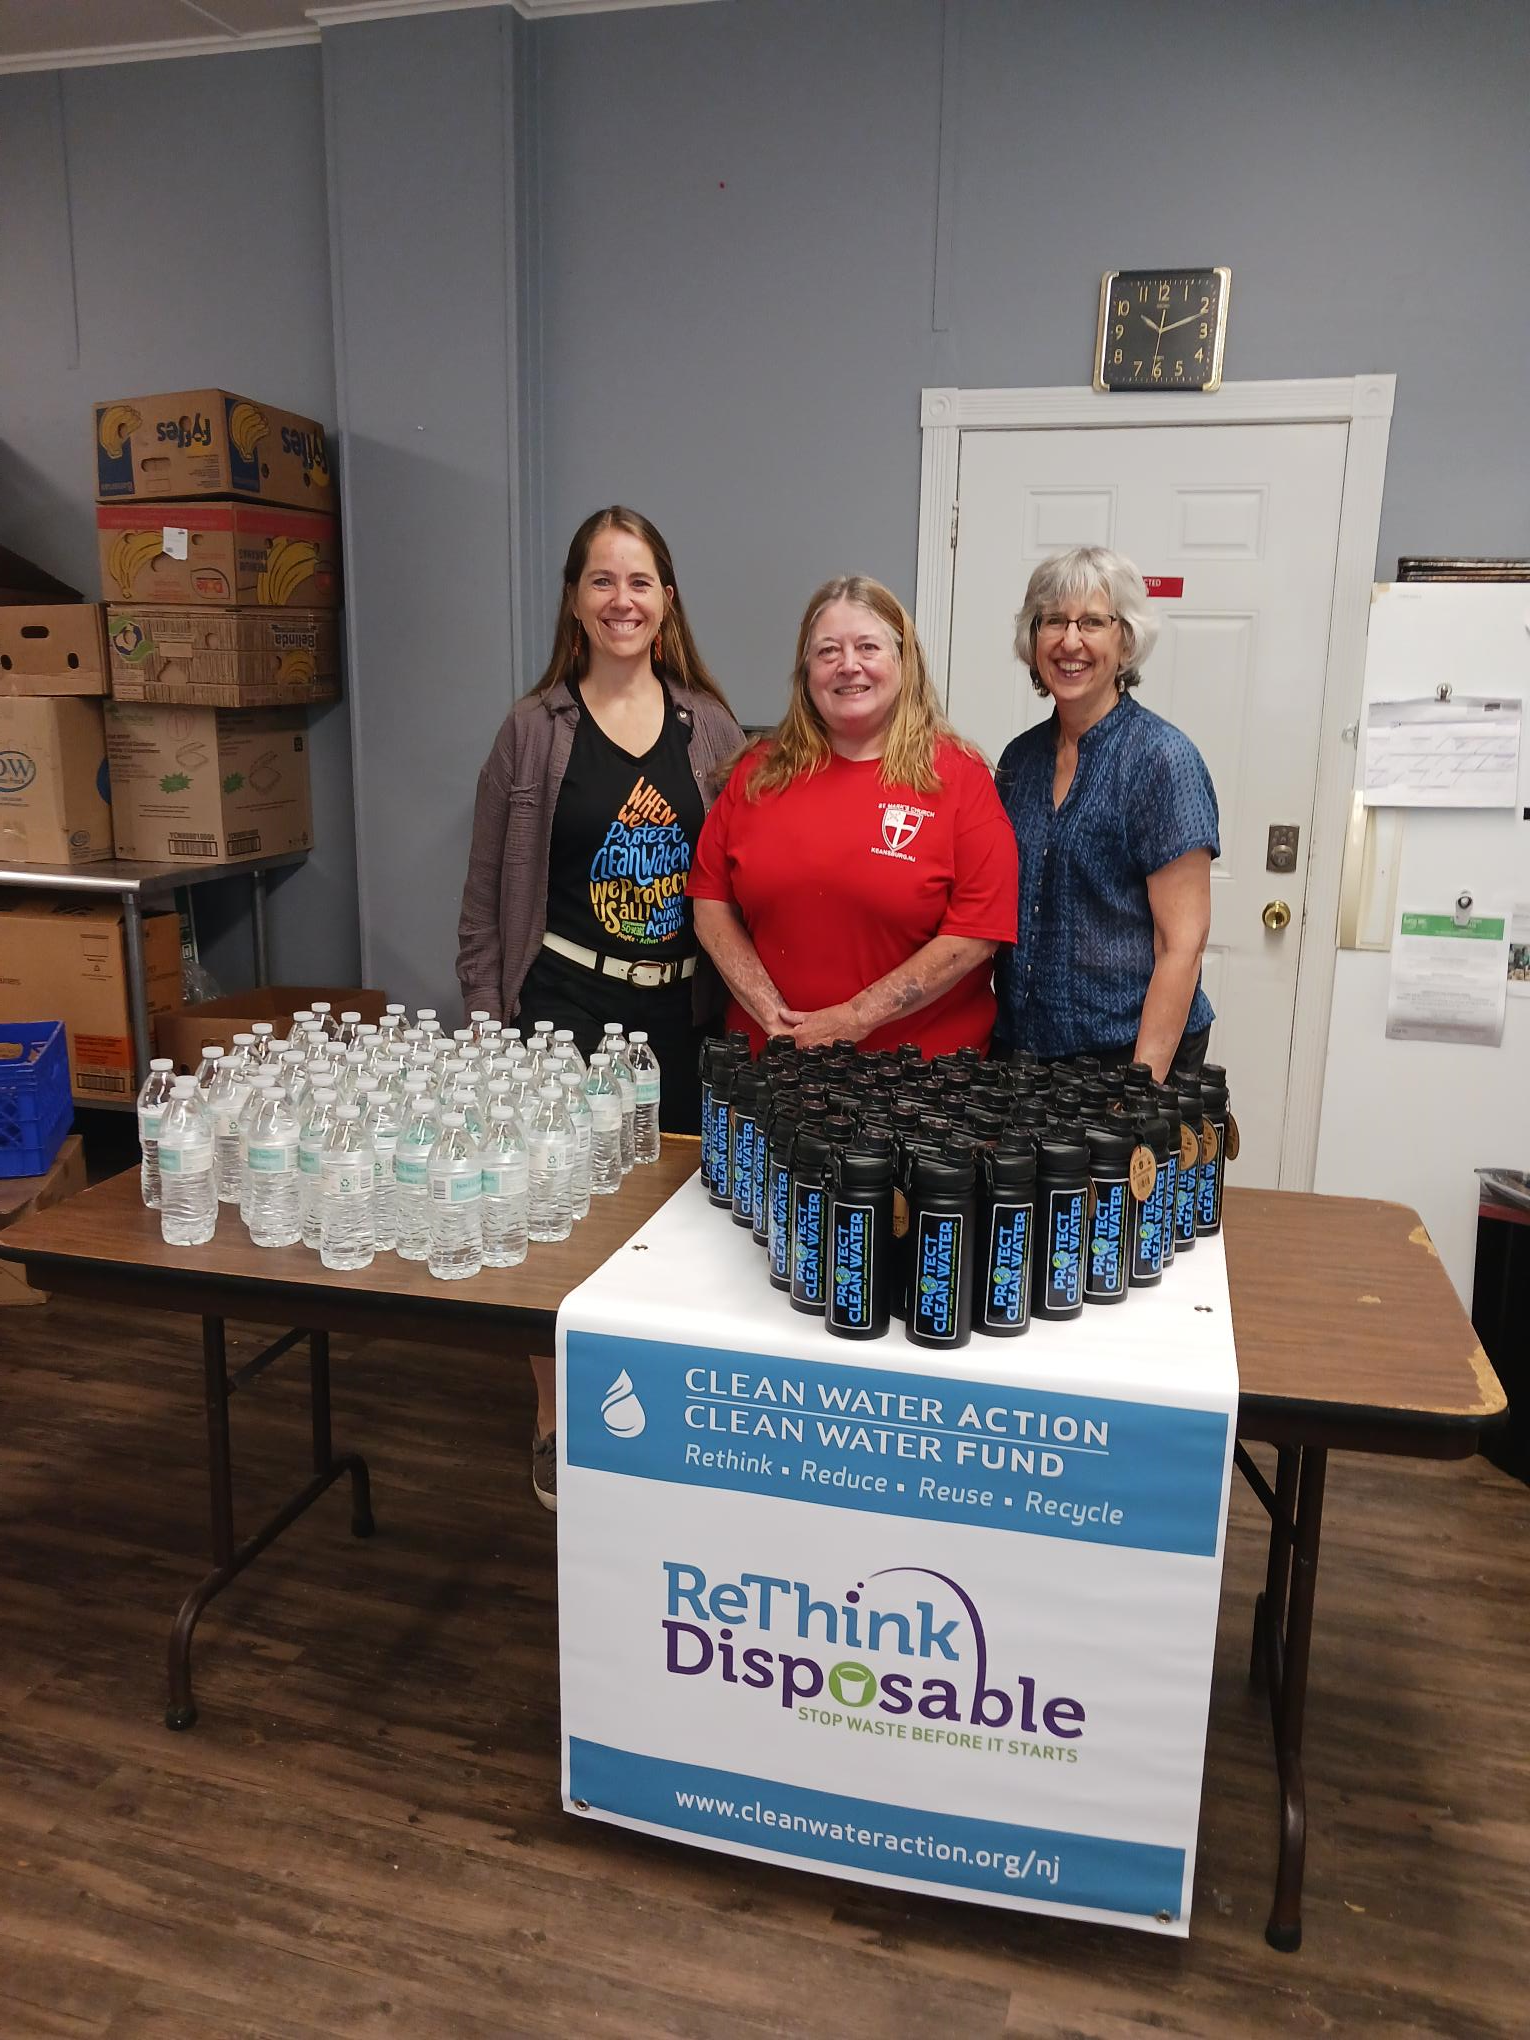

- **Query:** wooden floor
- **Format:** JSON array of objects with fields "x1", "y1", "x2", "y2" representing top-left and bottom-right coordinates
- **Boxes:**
[{"x1": 0, "y1": 1292, "x2": 1525, "y2": 2040}]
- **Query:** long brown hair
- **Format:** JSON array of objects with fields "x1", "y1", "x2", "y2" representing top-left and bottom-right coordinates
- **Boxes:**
[
  {"x1": 530, "y1": 506, "x2": 732, "y2": 710},
  {"x1": 747, "y1": 575, "x2": 971, "y2": 798}
]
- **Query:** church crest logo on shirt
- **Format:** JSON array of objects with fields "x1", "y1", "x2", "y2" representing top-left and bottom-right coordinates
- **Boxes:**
[{"x1": 875, "y1": 803, "x2": 934, "y2": 863}]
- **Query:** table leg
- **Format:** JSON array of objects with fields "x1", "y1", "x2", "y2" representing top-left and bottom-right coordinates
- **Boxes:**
[
  {"x1": 165, "y1": 1317, "x2": 375, "y2": 1732},
  {"x1": 1240, "y1": 1441, "x2": 1328, "y2": 1953},
  {"x1": 251, "y1": 870, "x2": 270, "y2": 985},
  {"x1": 121, "y1": 892, "x2": 154, "y2": 1092}
]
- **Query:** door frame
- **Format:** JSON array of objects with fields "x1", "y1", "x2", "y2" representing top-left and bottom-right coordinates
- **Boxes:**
[{"x1": 915, "y1": 376, "x2": 1394, "y2": 1191}]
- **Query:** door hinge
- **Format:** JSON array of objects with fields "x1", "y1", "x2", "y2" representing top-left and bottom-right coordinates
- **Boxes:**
[{"x1": 949, "y1": 500, "x2": 960, "y2": 549}]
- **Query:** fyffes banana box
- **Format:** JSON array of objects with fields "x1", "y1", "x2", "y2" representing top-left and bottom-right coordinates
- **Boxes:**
[
  {"x1": 94, "y1": 390, "x2": 334, "y2": 510},
  {"x1": 96, "y1": 503, "x2": 340, "y2": 608},
  {"x1": 106, "y1": 605, "x2": 340, "y2": 709},
  {"x1": 104, "y1": 701, "x2": 313, "y2": 864}
]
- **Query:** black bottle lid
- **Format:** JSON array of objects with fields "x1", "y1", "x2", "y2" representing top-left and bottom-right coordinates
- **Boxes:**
[
  {"x1": 822, "y1": 1113, "x2": 857, "y2": 1146},
  {"x1": 944, "y1": 1131, "x2": 979, "y2": 1159},
  {"x1": 1127, "y1": 1060, "x2": 1154, "y2": 1084},
  {"x1": 710, "y1": 1055, "x2": 737, "y2": 1101},
  {"x1": 835, "y1": 1142, "x2": 895, "y2": 1193},
  {"x1": 726, "y1": 1030, "x2": 752, "y2": 1054},
  {"x1": 768, "y1": 1099, "x2": 803, "y2": 1153},
  {"x1": 912, "y1": 1151, "x2": 976, "y2": 1201},
  {"x1": 732, "y1": 1064, "x2": 770, "y2": 1112},
  {"x1": 965, "y1": 1106, "x2": 1006, "y2": 1142},
  {"x1": 1084, "y1": 1122, "x2": 1138, "y2": 1169},
  {"x1": 791, "y1": 1124, "x2": 835, "y2": 1174},
  {"x1": 698, "y1": 1035, "x2": 725, "y2": 1080},
  {"x1": 985, "y1": 1140, "x2": 1037, "y2": 1195},
  {"x1": 1175, "y1": 1082, "x2": 1204, "y2": 1127},
  {"x1": 1036, "y1": 1128, "x2": 1089, "y2": 1176}
]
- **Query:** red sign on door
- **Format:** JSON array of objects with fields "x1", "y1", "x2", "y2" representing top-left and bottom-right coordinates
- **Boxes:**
[{"x1": 1143, "y1": 576, "x2": 1185, "y2": 598}]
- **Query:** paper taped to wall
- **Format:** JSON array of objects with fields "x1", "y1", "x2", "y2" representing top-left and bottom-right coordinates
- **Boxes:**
[
  {"x1": 1363, "y1": 696, "x2": 1522, "y2": 809},
  {"x1": 1386, "y1": 907, "x2": 1510, "y2": 1045}
]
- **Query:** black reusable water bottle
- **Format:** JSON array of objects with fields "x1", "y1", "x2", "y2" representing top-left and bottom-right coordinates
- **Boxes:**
[
  {"x1": 697, "y1": 1037, "x2": 723, "y2": 1193},
  {"x1": 1083, "y1": 1123, "x2": 1134, "y2": 1304},
  {"x1": 729, "y1": 1064, "x2": 769, "y2": 1229},
  {"x1": 1126, "y1": 1100, "x2": 1170, "y2": 1287},
  {"x1": 1195, "y1": 1064, "x2": 1230, "y2": 1236},
  {"x1": 753, "y1": 1075, "x2": 794, "y2": 1249},
  {"x1": 905, "y1": 1153, "x2": 976, "y2": 1349},
  {"x1": 788, "y1": 1125, "x2": 834, "y2": 1314},
  {"x1": 705, "y1": 1049, "x2": 736, "y2": 1207},
  {"x1": 1033, "y1": 1129, "x2": 1089, "y2": 1321},
  {"x1": 975, "y1": 1137, "x2": 1036, "y2": 1337},
  {"x1": 1153, "y1": 1084, "x2": 1183, "y2": 1269},
  {"x1": 826, "y1": 1142, "x2": 894, "y2": 1339},
  {"x1": 1174, "y1": 1081, "x2": 1203, "y2": 1253},
  {"x1": 766, "y1": 1100, "x2": 802, "y2": 1289}
]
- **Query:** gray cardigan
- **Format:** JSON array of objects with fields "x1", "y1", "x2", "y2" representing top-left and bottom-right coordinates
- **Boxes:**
[{"x1": 455, "y1": 676, "x2": 744, "y2": 1024}]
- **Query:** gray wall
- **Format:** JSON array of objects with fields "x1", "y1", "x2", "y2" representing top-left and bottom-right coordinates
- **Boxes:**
[
  {"x1": 3, "y1": 0, "x2": 1527, "y2": 1013},
  {"x1": 0, "y1": 49, "x2": 359, "y2": 992}
]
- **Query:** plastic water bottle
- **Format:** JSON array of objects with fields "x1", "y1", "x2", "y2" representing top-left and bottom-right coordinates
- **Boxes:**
[
  {"x1": 310, "y1": 1000, "x2": 338, "y2": 1040},
  {"x1": 208, "y1": 1066, "x2": 252, "y2": 1205},
  {"x1": 284, "y1": 1009, "x2": 315, "y2": 1046},
  {"x1": 480, "y1": 1103, "x2": 530, "y2": 1268},
  {"x1": 558, "y1": 1068, "x2": 593, "y2": 1219},
  {"x1": 334, "y1": 1010, "x2": 362, "y2": 1051},
  {"x1": 527, "y1": 1081, "x2": 575, "y2": 1242},
  {"x1": 360, "y1": 1080, "x2": 403, "y2": 1252},
  {"x1": 226, "y1": 1032, "x2": 257, "y2": 1075},
  {"x1": 245, "y1": 1084, "x2": 302, "y2": 1248},
  {"x1": 157, "y1": 1077, "x2": 217, "y2": 1246},
  {"x1": 249, "y1": 1021, "x2": 276, "y2": 1064},
  {"x1": 602, "y1": 1025, "x2": 637, "y2": 1174},
  {"x1": 585, "y1": 1054, "x2": 624, "y2": 1196},
  {"x1": 553, "y1": 1027, "x2": 586, "y2": 1078},
  {"x1": 237, "y1": 1080, "x2": 274, "y2": 1227},
  {"x1": 194, "y1": 1045, "x2": 225, "y2": 1091},
  {"x1": 427, "y1": 1109, "x2": 482, "y2": 1279},
  {"x1": 299, "y1": 1086, "x2": 339, "y2": 1246},
  {"x1": 136, "y1": 1057, "x2": 177, "y2": 1209},
  {"x1": 320, "y1": 1102, "x2": 375, "y2": 1270},
  {"x1": 394, "y1": 1076, "x2": 438, "y2": 1261},
  {"x1": 468, "y1": 1008, "x2": 493, "y2": 1041},
  {"x1": 628, "y1": 1030, "x2": 662, "y2": 1164}
]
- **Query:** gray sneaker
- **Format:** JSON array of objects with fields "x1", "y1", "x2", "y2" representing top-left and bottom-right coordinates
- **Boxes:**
[{"x1": 532, "y1": 1427, "x2": 558, "y2": 1513}]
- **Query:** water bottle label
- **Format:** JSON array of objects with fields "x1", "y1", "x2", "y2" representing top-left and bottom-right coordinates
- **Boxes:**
[
  {"x1": 983, "y1": 1199, "x2": 1032, "y2": 1330},
  {"x1": 830, "y1": 1200, "x2": 875, "y2": 1330},
  {"x1": 246, "y1": 1141, "x2": 297, "y2": 1175},
  {"x1": 481, "y1": 1161, "x2": 528, "y2": 1197},
  {"x1": 572, "y1": 1120, "x2": 591, "y2": 1161},
  {"x1": 529, "y1": 1132, "x2": 573, "y2": 1173},
  {"x1": 158, "y1": 1137, "x2": 213, "y2": 1174},
  {"x1": 430, "y1": 1169, "x2": 482, "y2": 1204},
  {"x1": 138, "y1": 1108, "x2": 165, "y2": 1140},
  {"x1": 635, "y1": 1073, "x2": 660, "y2": 1105},
  {"x1": 616, "y1": 1077, "x2": 635, "y2": 1110},
  {"x1": 768, "y1": 1160, "x2": 791, "y2": 1279},
  {"x1": 912, "y1": 1211, "x2": 963, "y2": 1342},
  {"x1": 373, "y1": 1155, "x2": 395, "y2": 1187},
  {"x1": 732, "y1": 1120, "x2": 757, "y2": 1217},
  {"x1": 1176, "y1": 1161, "x2": 1198, "y2": 1240},
  {"x1": 1085, "y1": 1180, "x2": 1128, "y2": 1298},
  {"x1": 589, "y1": 1096, "x2": 621, "y2": 1132},
  {"x1": 1044, "y1": 1188, "x2": 1084, "y2": 1312},
  {"x1": 322, "y1": 1158, "x2": 371, "y2": 1196},
  {"x1": 789, "y1": 1184, "x2": 826, "y2": 1307},
  {"x1": 298, "y1": 1142, "x2": 323, "y2": 1176}
]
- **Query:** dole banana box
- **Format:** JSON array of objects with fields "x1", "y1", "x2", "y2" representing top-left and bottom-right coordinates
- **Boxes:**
[
  {"x1": 0, "y1": 605, "x2": 109, "y2": 697},
  {"x1": 0, "y1": 696, "x2": 113, "y2": 865},
  {"x1": 104, "y1": 701, "x2": 313, "y2": 864},
  {"x1": 97, "y1": 503, "x2": 340, "y2": 608},
  {"x1": 94, "y1": 390, "x2": 334, "y2": 510},
  {"x1": 106, "y1": 605, "x2": 339, "y2": 709}
]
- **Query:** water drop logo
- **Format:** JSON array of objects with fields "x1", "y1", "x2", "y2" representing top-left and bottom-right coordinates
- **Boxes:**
[{"x1": 600, "y1": 1368, "x2": 646, "y2": 1440}]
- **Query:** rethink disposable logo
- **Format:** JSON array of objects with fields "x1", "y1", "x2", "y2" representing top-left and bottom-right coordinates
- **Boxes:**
[{"x1": 662, "y1": 1561, "x2": 1085, "y2": 1748}]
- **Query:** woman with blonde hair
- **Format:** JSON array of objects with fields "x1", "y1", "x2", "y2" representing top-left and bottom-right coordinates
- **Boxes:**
[{"x1": 690, "y1": 575, "x2": 1017, "y2": 1055}]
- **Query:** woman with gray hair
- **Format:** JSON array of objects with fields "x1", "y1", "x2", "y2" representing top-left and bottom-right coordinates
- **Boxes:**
[{"x1": 993, "y1": 545, "x2": 1220, "y2": 1081}]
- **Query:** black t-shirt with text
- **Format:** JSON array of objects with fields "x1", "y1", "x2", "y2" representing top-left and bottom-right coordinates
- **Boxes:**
[{"x1": 545, "y1": 683, "x2": 704, "y2": 960}]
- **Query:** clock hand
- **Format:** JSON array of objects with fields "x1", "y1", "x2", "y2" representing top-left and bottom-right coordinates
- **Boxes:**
[
  {"x1": 1140, "y1": 311, "x2": 1167, "y2": 337},
  {"x1": 1158, "y1": 309, "x2": 1202, "y2": 335}
]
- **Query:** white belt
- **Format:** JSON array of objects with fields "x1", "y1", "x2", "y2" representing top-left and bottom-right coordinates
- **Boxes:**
[{"x1": 542, "y1": 931, "x2": 697, "y2": 989}]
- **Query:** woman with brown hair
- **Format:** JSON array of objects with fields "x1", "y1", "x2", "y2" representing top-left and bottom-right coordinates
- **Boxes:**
[
  {"x1": 457, "y1": 507, "x2": 741, "y2": 1508},
  {"x1": 689, "y1": 575, "x2": 1017, "y2": 1055}
]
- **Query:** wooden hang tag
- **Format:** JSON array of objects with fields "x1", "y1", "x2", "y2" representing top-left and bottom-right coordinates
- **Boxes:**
[
  {"x1": 1129, "y1": 1145, "x2": 1157, "y2": 1202},
  {"x1": 1179, "y1": 1123, "x2": 1199, "y2": 1170},
  {"x1": 892, "y1": 1186, "x2": 910, "y2": 1239},
  {"x1": 1086, "y1": 1176, "x2": 1099, "y2": 1223},
  {"x1": 1224, "y1": 1113, "x2": 1241, "y2": 1162},
  {"x1": 1200, "y1": 1121, "x2": 1219, "y2": 1166}
]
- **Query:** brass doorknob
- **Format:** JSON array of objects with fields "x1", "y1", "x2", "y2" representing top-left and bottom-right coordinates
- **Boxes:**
[{"x1": 1262, "y1": 899, "x2": 1292, "y2": 932}]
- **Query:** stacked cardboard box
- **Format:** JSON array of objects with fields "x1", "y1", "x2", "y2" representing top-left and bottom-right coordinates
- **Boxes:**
[
  {"x1": 93, "y1": 389, "x2": 342, "y2": 864},
  {"x1": 0, "y1": 591, "x2": 113, "y2": 867}
]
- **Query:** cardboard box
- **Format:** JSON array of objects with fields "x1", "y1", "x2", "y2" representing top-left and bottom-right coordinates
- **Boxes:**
[
  {"x1": 0, "y1": 896, "x2": 182, "y2": 1103},
  {"x1": 94, "y1": 390, "x2": 336, "y2": 511},
  {"x1": 97, "y1": 502, "x2": 340, "y2": 609},
  {"x1": 0, "y1": 605, "x2": 110, "y2": 697},
  {"x1": 0, "y1": 1133, "x2": 88, "y2": 1308},
  {"x1": 0, "y1": 696, "x2": 113, "y2": 865},
  {"x1": 106, "y1": 605, "x2": 340, "y2": 709},
  {"x1": 156, "y1": 987, "x2": 391, "y2": 1075},
  {"x1": 104, "y1": 701, "x2": 313, "y2": 864},
  {"x1": 0, "y1": 547, "x2": 81, "y2": 607}
]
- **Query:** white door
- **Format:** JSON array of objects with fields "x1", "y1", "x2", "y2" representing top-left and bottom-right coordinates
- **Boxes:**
[{"x1": 945, "y1": 422, "x2": 1349, "y2": 1188}]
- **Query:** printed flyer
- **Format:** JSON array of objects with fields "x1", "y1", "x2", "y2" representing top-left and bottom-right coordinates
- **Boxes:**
[{"x1": 558, "y1": 1188, "x2": 1236, "y2": 1936}]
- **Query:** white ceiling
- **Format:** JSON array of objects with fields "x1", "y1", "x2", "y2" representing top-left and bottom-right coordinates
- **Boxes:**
[{"x1": 0, "y1": 0, "x2": 713, "y2": 73}]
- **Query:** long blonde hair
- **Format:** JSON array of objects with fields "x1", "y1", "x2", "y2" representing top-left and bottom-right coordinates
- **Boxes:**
[{"x1": 747, "y1": 575, "x2": 968, "y2": 798}]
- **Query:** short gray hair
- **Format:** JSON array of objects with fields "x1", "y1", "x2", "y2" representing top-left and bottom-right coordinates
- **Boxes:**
[{"x1": 1013, "y1": 546, "x2": 1159, "y2": 696}]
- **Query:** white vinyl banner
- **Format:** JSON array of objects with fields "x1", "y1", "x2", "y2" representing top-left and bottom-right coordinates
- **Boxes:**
[{"x1": 558, "y1": 1180, "x2": 1237, "y2": 1936}]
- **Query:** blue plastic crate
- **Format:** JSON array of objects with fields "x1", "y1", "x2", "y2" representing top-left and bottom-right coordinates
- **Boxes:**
[{"x1": 0, "y1": 1021, "x2": 74, "y2": 1179}]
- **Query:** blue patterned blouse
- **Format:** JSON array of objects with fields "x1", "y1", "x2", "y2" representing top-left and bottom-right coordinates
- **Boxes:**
[{"x1": 994, "y1": 695, "x2": 1220, "y2": 1058}]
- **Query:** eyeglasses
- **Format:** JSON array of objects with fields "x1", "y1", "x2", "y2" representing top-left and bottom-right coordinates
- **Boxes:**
[{"x1": 1037, "y1": 612, "x2": 1118, "y2": 639}]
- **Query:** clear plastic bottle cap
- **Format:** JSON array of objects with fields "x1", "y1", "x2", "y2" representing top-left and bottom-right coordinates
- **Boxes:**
[
  {"x1": 335, "y1": 1103, "x2": 361, "y2": 1121},
  {"x1": 150, "y1": 1057, "x2": 174, "y2": 1071}
]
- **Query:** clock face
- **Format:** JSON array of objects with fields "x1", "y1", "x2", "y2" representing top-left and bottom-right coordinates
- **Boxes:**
[{"x1": 1095, "y1": 268, "x2": 1230, "y2": 391}]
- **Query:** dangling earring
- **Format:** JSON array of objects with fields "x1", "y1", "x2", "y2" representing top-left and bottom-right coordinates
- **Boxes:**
[
  {"x1": 651, "y1": 625, "x2": 665, "y2": 670},
  {"x1": 570, "y1": 617, "x2": 584, "y2": 660}
]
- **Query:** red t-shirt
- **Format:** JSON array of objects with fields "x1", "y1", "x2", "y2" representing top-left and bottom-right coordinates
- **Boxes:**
[{"x1": 688, "y1": 740, "x2": 1019, "y2": 1056}]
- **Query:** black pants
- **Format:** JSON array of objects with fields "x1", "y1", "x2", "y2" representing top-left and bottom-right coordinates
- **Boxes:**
[{"x1": 517, "y1": 947, "x2": 703, "y2": 1135}]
